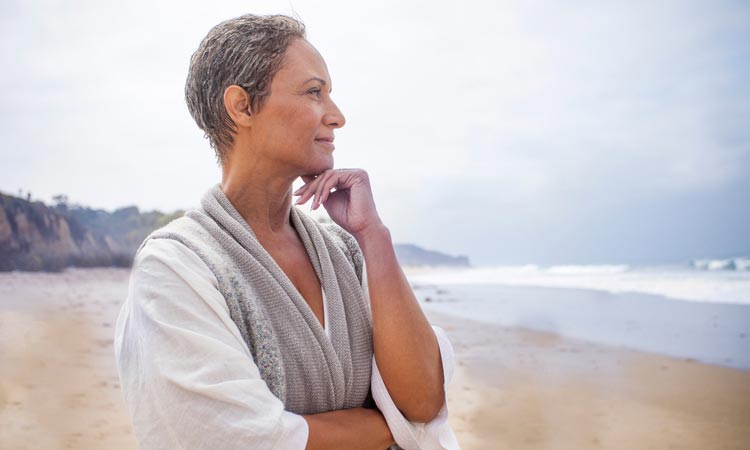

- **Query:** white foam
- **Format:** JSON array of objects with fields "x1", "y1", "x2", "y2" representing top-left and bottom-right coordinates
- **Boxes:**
[
  {"x1": 407, "y1": 264, "x2": 750, "y2": 305},
  {"x1": 546, "y1": 264, "x2": 630, "y2": 274}
]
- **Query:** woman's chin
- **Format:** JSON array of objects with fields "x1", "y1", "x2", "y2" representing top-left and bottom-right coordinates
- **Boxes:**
[
  {"x1": 318, "y1": 155, "x2": 335, "y2": 172},
  {"x1": 300, "y1": 159, "x2": 334, "y2": 178}
]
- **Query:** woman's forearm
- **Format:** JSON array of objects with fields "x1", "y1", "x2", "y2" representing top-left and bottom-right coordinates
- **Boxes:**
[
  {"x1": 354, "y1": 223, "x2": 445, "y2": 423},
  {"x1": 303, "y1": 407, "x2": 394, "y2": 450}
]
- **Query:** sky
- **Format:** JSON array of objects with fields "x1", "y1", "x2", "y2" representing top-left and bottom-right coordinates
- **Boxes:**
[{"x1": 1, "y1": 0, "x2": 748, "y2": 266}]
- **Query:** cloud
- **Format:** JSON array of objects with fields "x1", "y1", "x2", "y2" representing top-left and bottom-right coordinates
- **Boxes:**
[{"x1": 1, "y1": 0, "x2": 748, "y2": 263}]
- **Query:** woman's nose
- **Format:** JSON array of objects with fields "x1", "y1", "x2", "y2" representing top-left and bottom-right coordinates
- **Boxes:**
[{"x1": 325, "y1": 99, "x2": 346, "y2": 129}]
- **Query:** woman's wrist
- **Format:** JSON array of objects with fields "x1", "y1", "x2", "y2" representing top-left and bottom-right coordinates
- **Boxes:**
[
  {"x1": 365, "y1": 407, "x2": 396, "y2": 448},
  {"x1": 353, "y1": 223, "x2": 390, "y2": 250}
]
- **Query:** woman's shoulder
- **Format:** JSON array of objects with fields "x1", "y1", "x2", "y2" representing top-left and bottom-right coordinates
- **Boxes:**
[
  {"x1": 134, "y1": 212, "x2": 230, "y2": 276},
  {"x1": 133, "y1": 237, "x2": 219, "y2": 290},
  {"x1": 136, "y1": 214, "x2": 207, "y2": 255},
  {"x1": 131, "y1": 207, "x2": 225, "y2": 287},
  {"x1": 136, "y1": 236, "x2": 203, "y2": 265}
]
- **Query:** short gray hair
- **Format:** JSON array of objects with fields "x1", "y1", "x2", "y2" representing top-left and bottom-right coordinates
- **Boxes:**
[{"x1": 185, "y1": 14, "x2": 306, "y2": 164}]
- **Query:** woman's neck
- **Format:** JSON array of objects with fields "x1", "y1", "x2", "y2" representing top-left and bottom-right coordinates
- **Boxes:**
[{"x1": 220, "y1": 159, "x2": 296, "y2": 237}]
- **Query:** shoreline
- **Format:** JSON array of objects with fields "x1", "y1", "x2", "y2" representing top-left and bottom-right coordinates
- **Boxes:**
[
  {"x1": 424, "y1": 309, "x2": 750, "y2": 450},
  {"x1": 1, "y1": 268, "x2": 749, "y2": 449},
  {"x1": 407, "y1": 279, "x2": 750, "y2": 370}
]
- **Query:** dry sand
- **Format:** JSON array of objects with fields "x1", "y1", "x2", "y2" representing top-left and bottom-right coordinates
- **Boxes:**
[
  {"x1": 1, "y1": 269, "x2": 137, "y2": 450},
  {"x1": 1, "y1": 268, "x2": 748, "y2": 449}
]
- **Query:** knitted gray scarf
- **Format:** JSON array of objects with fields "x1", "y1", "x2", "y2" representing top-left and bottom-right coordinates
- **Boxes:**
[{"x1": 138, "y1": 184, "x2": 373, "y2": 415}]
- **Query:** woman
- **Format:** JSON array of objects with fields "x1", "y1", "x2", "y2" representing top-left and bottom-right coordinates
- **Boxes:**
[{"x1": 114, "y1": 13, "x2": 458, "y2": 450}]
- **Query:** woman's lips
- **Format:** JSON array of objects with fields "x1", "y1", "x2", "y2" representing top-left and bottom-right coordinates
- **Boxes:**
[{"x1": 315, "y1": 138, "x2": 335, "y2": 151}]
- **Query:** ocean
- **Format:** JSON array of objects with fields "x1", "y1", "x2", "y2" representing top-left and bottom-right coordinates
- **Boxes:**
[{"x1": 406, "y1": 257, "x2": 750, "y2": 370}]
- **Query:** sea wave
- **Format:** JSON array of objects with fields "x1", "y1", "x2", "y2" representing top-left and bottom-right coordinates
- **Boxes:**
[
  {"x1": 546, "y1": 264, "x2": 630, "y2": 274},
  {"x1": 691, "y1": 257, "x2": 750, "y2": 271},
  {"x1": 407, "y1": 264, "x2": 750, "y2": 305}
]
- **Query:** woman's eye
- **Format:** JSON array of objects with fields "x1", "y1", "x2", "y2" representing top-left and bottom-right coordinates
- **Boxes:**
[{"x1": 308, "y1": 88, "x2": 322, "y2": 98}]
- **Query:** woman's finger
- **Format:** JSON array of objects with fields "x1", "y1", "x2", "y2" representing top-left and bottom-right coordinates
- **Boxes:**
[
  {"x1": 320, "y1": 172, "x2": 345, "y2": 207},
  {"x1": 295, "y1": 180, "x2": 318, "y2": 205},
  {"x1": 320, "y1": 169, "x2": 352, "y2": 205},
  {"x1": 296, "y1": 186, "x2": 317, "y2": 205},
  {"x1": 295, "y1": 172, "x2": 327, "y2": 206},
  {"x1": 320, "y1": 182, "x2": 335, "y2": 205},
  {"x1": 296, "y1": 169, "x2": 352, "y2": 208},
  {"x1": 313, "y1": 169, "x2": 338, "y2": 209},
  {"x1": 295, "y1": 176, "x2": 316, "y2": 199}
]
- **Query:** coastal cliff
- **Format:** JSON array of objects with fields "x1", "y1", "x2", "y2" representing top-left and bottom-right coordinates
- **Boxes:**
[
  {"x1": 0, "y1": 193, "x2": 181, "y2": 271},
  {"x1": 0, "y1": 192, "x2": 470, "y2": 272}
]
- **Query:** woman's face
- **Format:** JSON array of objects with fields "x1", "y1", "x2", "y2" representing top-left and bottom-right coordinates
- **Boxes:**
[{"x1": 248, "y1": 39, "x2": 346, "y2": 176}]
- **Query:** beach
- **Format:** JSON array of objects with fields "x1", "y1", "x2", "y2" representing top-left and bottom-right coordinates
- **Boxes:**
[
  {"x1": 427, "y1": 310, "x2": 750, "y2": 450},
  {"x1": 1, "y1": 268, "x2": 749, "y2": 449}
]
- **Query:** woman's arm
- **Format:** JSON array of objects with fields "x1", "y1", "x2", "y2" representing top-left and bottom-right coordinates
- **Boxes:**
[
  {"x1": 354, "y1": 224, "x2": 445, "y2": 423},
  {"x1": 296, "y1": 169, "x2": 446, "y2": 423},
  {"x1": 303, "y1": 408, "x2": 394, "y2": 450}
]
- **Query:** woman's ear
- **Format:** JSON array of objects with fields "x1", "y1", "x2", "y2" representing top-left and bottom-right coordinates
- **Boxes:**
[{"x1": 223, "y1": 85, "x2": 253, "y2": 128}]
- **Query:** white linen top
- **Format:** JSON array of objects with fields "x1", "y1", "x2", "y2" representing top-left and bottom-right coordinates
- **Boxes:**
[{"x1": 114, "y1": 238, "x2": 460, "y2": 450}]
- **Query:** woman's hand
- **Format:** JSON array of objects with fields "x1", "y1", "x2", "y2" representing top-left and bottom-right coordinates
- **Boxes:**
[
  {"x1": 297, "y1": 168, "x2": 446, "y2": 423},
  {"x1": 294, "y1": 168, "x2": 383, "y2": 237}
]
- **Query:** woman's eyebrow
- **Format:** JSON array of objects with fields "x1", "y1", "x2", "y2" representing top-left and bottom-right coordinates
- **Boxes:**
[
  {"x1": 302, "y1": 77, "x2": 332, "y2": 93},
  {"x1": 303, "y1": 77, "x2": 327, "y2": 86}
]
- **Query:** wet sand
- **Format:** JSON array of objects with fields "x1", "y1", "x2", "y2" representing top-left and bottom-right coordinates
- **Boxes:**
[
  {"x1": 1, "y1": 268, "x2": 749, "y2": 449},
  {"x1": 426, "y1": 310, "x2": 750, "y2": 450},
  {"x1": 412, "y1": 282, "x2": 750, "y2": 370}
]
